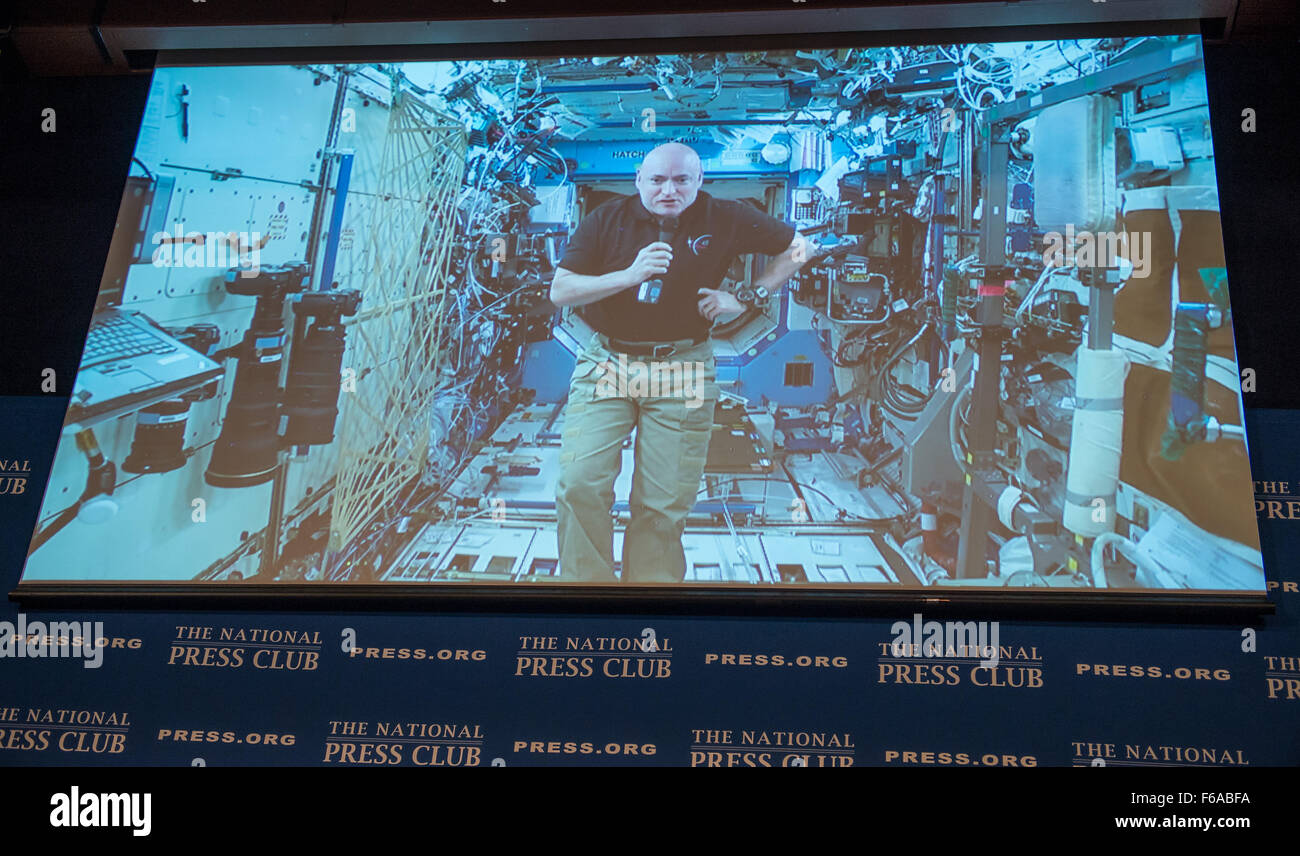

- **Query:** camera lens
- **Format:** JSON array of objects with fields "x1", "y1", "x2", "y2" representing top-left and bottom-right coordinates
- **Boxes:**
[
  {"x1": 282, "y1": 291, "x2": 360, "y2": 447},
  {"x1": 204, "y1": 338, "x2": 284, "y2": 488},
  {"x1": 122, "y1": 398, "x2": 190, "y2": 474},
  {"x1": 204, "y1": 263, "x2": 309, "y2": 488}
]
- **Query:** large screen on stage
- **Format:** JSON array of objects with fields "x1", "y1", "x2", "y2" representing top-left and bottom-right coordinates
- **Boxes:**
[{"x1": 15, "y1": 31, "x2": 1269, "y2": 599}]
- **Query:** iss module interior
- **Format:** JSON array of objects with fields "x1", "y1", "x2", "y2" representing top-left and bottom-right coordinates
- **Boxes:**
[{"x1": 19, "y1": 34, "x2": 1268, "y2": 593}]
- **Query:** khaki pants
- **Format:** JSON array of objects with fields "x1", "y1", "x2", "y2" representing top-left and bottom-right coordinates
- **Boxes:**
[{"x1": 556, "y1": 331, "x2": 718, "y2": 582}]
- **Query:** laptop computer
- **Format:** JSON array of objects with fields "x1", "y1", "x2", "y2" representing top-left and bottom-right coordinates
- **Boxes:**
[
  {"x1": 71, "y1": 307, "x2": 224, "y2": 423},
  {"x1": 69, "y1": 185, "x2": 225, "y2": 425}
]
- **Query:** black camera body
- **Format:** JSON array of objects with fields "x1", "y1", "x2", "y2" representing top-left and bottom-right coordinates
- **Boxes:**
[
  {"x1": 205, "y1": 262, "x2": 311, "y2": 488},
  {"x1": 222, "y1": 261, "x2": 311, "y2": 298},
  {"x1": 282, "y1": 289, "x2": 363, "y2": 447}
]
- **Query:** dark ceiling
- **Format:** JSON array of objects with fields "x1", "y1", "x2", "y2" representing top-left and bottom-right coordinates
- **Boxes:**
[{"x1": 0, "y1": 0, "x2": 1296, "y2": 77}]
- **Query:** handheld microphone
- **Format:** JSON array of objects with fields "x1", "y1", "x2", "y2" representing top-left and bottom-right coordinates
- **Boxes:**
[
  {"x1": 637, "y1": 216, "x2": 679, "y2": 305},
  {"x1": 657, "y1": 215, "x2": 679, "y2": 251}
]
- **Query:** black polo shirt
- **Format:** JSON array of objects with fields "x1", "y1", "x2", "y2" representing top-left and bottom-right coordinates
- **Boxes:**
[{"x1": 558, "y1": 190, "x2": 796, "y2": 341}]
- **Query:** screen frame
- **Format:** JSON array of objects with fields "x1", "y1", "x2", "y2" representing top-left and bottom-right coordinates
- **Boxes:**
[{"x1": 9, "y1": 15, "x2": 1274, "y2": 621}]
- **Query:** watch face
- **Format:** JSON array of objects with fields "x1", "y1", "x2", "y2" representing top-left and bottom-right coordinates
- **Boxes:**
[{"x1": 637, "y1": 281, "x2": 663, "y2": 304}]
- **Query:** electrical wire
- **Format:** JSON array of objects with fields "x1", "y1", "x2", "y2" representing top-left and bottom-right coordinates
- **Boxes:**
[
  {"x1": 131, "y1": 157, "x2": 155, "y2": 181},
  {"x1": 1056, "y1": 41, "x2": 1084, "y2": 75},
  {"x1": 1014, "y1": 264, "x2": 1059, "y2": 323},
  {"x1": 696, "y1": 476, "x2": 908, "y2": 525},
  {"x1": 948, "y1": 382, "x2": 973, "y2": 476},
  {"x1": 873, "y1": 322, "x2": 933, "y2": 419}
]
